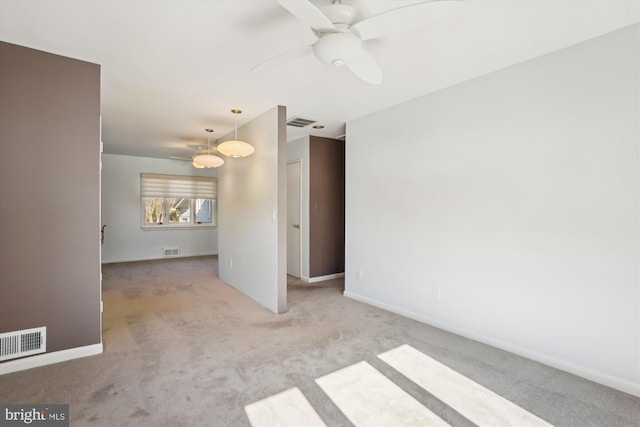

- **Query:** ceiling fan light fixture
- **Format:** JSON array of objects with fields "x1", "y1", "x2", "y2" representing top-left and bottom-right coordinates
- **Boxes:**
[
  {"x1": 217, "y1": 109, "x2": 255, "y2": 158},
  {"x1": 313, "y1": 32, "x2": 362, "y2": 67}
]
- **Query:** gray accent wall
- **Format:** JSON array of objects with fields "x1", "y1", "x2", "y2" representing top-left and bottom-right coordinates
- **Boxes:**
[
  {"x1": 309, "y1": 136, "x2": 345, "y2": 277},
  {"x1": 0, "y1": 42, "x2": 101, "y2": 352},
  {"x1": 218, "y1": 106, "x2": 287, "y2": 314},
  {"x1": 344, "y1": 25, "x2": 639, "y2": 393},
  {"x1": 287, "y1": 136, "x2": 345, "y2": 280}
]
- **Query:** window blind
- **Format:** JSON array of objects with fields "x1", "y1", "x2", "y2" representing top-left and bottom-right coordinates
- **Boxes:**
[{"x1": 140, "y1": 173, "x2": 217, "y2": 198}]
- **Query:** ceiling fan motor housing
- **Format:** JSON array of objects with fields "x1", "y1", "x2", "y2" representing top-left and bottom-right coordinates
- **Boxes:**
[
  {"x1": 323, "y1": 3, "x2": 360, "y2": 26},
  {"x1": 313, "y1": 31, "x2": 362, "y2": 67}
]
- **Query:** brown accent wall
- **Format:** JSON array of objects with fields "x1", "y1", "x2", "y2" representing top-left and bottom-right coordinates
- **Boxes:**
[
  {"x1": 0, "y1": 42, "x2": 101, "y2": 352},
  {"x1": 309, "y1": 136, "x2": 345, "y2": 277}
]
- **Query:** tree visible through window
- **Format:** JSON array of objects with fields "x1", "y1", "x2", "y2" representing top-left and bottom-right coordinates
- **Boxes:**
[
  {"x1": 145, "y1": 198, "x2": 165, "y2": 224},
  {"x1": 169, "y1": 198, "x2": 190, "y2": 224}
]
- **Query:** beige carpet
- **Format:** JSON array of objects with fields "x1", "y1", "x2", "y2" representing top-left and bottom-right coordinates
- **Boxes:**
[{"x1": 0, "y1": 256, "x2": 638, "y2": 426}]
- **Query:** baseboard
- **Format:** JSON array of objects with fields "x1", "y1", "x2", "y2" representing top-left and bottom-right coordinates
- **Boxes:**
[
  {"x1": 0, "y1": 343, "x2": 103, "y2": 375},
  {"x1": 102, "y1": 252, "x2": 218, "y2": 264},
  {"x1": 301, "y1": 272, "x2": 345, "y2": 283},
  {"x1": 343, "y1": 290, "x2": 640, "y2": 398}
]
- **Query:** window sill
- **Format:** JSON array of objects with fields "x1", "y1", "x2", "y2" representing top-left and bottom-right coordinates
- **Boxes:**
[{"x1": 141, "y1": 225, "x2": 217, "y2": 231}]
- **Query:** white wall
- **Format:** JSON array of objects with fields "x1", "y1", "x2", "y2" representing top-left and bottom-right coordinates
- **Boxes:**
[
  {"x1": 287, "y1": 136, "x2": 311, "y2": 279},
  {"x1": 345, "y1": 25, "x2": 639, "y2": 395},
  {"x1": 218, "y1": 106, "x2": 287, "y2": 314},
  {"x1": 101, "y1": 154, "x2": 218, "y2": 263}
]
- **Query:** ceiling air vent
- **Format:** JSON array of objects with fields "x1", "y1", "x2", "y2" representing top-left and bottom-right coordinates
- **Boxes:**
[{"x1": 287, "y1": 117, "x2": 317, "y2": 128}]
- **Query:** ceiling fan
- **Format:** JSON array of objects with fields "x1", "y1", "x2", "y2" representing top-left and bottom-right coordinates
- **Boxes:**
[
  {"x1": 254, "y1": 0, "x2": 463, "y2": 84},
  {"x1": 169, "y1": 151, "x2": 204, "y2": 167},
  {"x1": 169, "y1": 129, "x2": 224, "y2": 168},
  {"x1": 169, "y1": 150, "x2": 223, "y2": 169}
]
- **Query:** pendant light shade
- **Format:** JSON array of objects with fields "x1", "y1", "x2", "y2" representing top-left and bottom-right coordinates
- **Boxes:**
[
  {"x1": 217, "y1": 109, "x2": 255, "y2": 158},
  {"x1": 193, "y1": 129, "x2": 224, "y2": 168},
  {"x1": 217, "y1": 140, "x2": 255, "y2": 158},
  {"x1": 193, "y1": 154, "x2": 224, "y2": 168}
]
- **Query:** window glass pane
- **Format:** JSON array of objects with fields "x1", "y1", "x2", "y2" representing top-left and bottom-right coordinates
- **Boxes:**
[
  {"x1": 169, "y1": 198, "x2": 191, "y2": 223},
  {"x1": 195, "y1": 199, "x2": 212, "y2": 224},
  {"x1": 144, "y1": 197, "x2": 165, "y2": 224}
]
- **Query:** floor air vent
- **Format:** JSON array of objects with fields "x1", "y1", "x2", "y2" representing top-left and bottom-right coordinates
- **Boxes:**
[
  {"x1": 0, "y1": 327, "x2": 46, "y2": 362},
  {"x1": 286, "y1": 117, "x2": 317, "y2": 128},
  {"x1": 163, "y1": 247, "x2": 179, "y2": 257}
]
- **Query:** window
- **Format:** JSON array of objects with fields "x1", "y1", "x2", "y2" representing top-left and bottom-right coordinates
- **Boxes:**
[{"x1": 141, "y1": 173, "x2": 217, "y2": 229}]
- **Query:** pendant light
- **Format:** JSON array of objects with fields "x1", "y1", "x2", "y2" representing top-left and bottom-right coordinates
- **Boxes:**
[
  {"x1": 193, "y1": 129, "x2": 224, "y2": 168},
  {"x1": 217, "y1": 109, "x2": 255, "y2": 158}
]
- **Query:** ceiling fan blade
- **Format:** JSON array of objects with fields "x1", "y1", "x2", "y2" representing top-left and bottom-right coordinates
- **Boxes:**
[
  {"x1": 347, "y1": 49, "x2": 382, "y2": 85},
  {"x1": 252, "y1": 45, "x2": 314, "y2": 72},
  {"x1": 276, "y1": 0, "x2": 336, "y2": 32},
  {"x1": 351, "y1": 0, "x2": 463, "y2": 41}
]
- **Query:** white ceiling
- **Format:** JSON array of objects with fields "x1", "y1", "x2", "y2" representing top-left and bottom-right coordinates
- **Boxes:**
[{"x1": 0, "y1": 0, "x2": 638, "y2": 160}]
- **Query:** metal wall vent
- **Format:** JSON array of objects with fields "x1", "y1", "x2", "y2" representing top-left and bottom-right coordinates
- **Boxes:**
[
  {"x1": 287, "y1": 117, "x2": 317, "y2": 128},
  {"x1": 0, "y1": 327, "x2": 47, "y2": 362},
  {"x1": 163, "y1": 247, "x2": 180, "y2": 257}
]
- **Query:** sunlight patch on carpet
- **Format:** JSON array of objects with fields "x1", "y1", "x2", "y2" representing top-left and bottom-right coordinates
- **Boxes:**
[
  {"x1": 315, "y1": 361, "x2": 450, "y2": 427},
  {"x1": 378, "y1": 344, "x2": 553, "y2": 427},
  {"x1": 245, "y1": 387, "x2": 326, "y2": 427}
]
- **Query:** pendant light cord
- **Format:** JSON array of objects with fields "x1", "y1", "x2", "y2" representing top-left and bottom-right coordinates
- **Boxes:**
[
  {"x1": 205, "y1": 128, "x2": 214, "y2": 155},
  {"x1": 231, "y1": 108, "x2": 242, "y2": 141}
]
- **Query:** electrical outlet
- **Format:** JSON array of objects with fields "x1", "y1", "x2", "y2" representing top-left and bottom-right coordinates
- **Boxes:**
[
  {"x1": 432, "y1": 287, "x2": 442, "y2": 300},
  {"x1": 357, "y1": 270, "x2": 363, "y2": 280}
]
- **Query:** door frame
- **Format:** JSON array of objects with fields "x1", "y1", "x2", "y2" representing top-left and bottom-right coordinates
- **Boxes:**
[{"x1": 287, "y1": 160, "x2": 302, "y2": 278}]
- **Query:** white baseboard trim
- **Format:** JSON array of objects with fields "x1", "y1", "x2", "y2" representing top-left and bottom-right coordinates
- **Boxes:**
[
  {"x1": 343, "y1": 290, "x2": 640, "y2": 398},
  {"x1": 301, "y1": 272, "x2": 345, "y2": 283},
  {"x1": 102, "y1": 252, "x2": 218, "y2": 264},
  {"x1": 0, "y1": 343, "x2": 103, "y2": 375}
]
